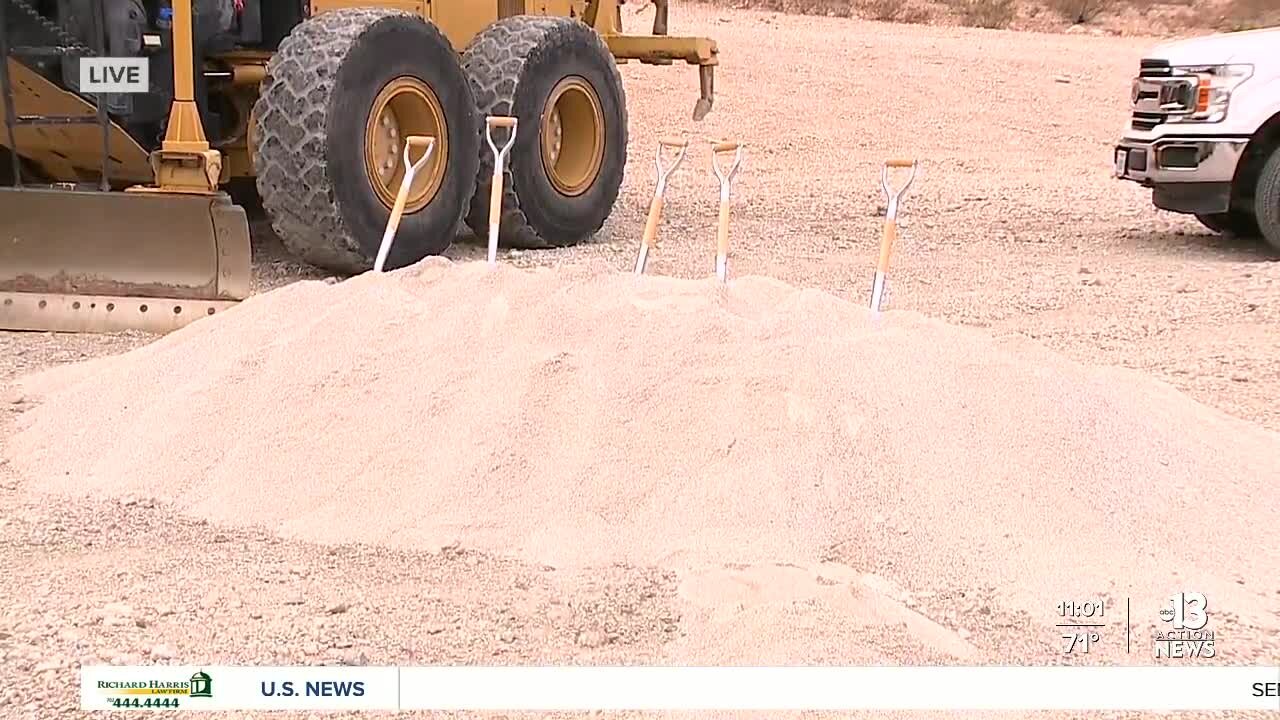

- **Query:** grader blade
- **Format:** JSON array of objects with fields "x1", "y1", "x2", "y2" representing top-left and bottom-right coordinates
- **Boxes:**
[{"x1": 0, "y1": 186, "x2": 251, "y2": 333}]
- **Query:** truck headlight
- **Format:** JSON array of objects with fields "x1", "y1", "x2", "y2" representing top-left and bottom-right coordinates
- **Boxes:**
[{"x1": 1165, "y1": 64, "x2": 1254, "y2": 124}]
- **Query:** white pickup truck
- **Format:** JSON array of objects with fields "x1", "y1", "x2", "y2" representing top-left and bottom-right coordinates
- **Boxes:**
[{"x1": 1114, "y1": 27, "x2": 1280, "y2": 251}]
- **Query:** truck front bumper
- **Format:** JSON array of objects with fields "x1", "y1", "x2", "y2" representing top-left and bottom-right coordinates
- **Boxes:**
[{"x1": 1114, "y1": 137, "x2": 1249, "y2": 215}]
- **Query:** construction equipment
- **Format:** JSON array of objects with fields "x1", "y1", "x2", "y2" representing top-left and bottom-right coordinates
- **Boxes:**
[
  {"x1": 1, "y1": 0, "x2": 722, "y2": 333},
  {"x1": 709, "y1": 140, "x2": 742, "y2": 283},
  {"x1": 633, "y1": 136, "x2": 687, "y2": 275},
  {"x1": 374, "y1": 135, "x2": 435, "y2": 273},
  {"x1": 483, "y1": 116, "x2": 516, "y2": 267},
  {"x1": 870, "y1": 159, "x2": 918, "y2": 313}
]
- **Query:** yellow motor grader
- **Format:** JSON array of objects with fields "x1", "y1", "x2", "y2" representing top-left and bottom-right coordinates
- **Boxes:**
[{"x1": 0, "y1": 0, "x2": 718, "y2": 332}]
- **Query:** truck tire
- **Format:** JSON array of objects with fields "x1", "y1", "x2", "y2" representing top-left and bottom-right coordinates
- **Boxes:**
[
  {"x1": 1195, "y1": 210, "x2": 1259, "y2": 238},
  {"x1": 461, "y1": 16, "x2": 628, "y2": 249},
  {"x1": 1255, "y1": 146, "x2": 1280, "y2": 253},
  {"x1": 253, "y1": 8, "x2": 480, "y2": 273}
]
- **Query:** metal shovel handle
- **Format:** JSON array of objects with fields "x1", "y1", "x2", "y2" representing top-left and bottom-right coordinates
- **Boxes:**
[
  {"x1": 711, "y1": 140, "x2": 743, "y2": 283},
  {"x1": 871, "y1": 158, "x2": 918, "y2": 311},
  {"x1": 635, "y1": 136, "x2": 689, "y2": 275},
  {"x1": 373, "y1": 134, "x2": 437, "y2": 272},
  {"x1": 485, "y1": 116, "x2": 518, "y2": 265}
]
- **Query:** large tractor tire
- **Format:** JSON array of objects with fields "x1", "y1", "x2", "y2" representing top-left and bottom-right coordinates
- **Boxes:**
[
  {"x1": 461, "y1": 16, "x2": 628, "y2": 249},
  {"x1": 252, "y1": 8, "x2": 480, "y2": 273},
  {"x1": 1254, "y1": 146, "x2": 1280, "y2": 253}
]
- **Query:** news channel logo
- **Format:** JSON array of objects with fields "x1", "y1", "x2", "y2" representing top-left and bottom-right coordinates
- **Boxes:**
[
  {"x1": 94, "y1": 669, "x2": 212, "y2": 709},
  {"x1": 1153, "y1": 591, "x2": 1215, "y2": 659}
]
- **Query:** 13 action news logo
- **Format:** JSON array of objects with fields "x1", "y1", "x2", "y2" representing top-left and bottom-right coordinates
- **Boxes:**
[{"x1": 1153, "y1": 591, "x2": 1214, "y2": 659}]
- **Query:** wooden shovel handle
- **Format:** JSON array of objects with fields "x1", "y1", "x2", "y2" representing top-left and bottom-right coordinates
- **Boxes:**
[
  {"x1": 877, "y1": 219, "x2": 897, "y2": 274},
  {"x1": 641, "y1": 194, "x2": 664, "y2": 249}
]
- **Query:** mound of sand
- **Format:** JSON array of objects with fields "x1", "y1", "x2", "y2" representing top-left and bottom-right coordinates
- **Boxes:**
[{"x1": 7, "y1": 259, "x2": 1280, "y2": 627}]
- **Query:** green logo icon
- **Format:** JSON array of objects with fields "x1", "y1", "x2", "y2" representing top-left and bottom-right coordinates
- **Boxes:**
[{"x1": 189, "y1": 670, "x2": 212, "y2": 698}]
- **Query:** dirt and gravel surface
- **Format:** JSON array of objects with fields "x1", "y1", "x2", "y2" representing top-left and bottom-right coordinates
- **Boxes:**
[{"x1": 2, "y1": 5, "x2": 1279, "y2": 719}]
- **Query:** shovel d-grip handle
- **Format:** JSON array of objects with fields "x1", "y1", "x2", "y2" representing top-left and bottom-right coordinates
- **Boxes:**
[
  {"x1": 871, "y1": 158, "x2": 918, "y2": 311},
  {"x1": 485, "y1": 116, "x2": 519, "y2": 266},
  {"x1": 374, "y1": 134, "x2": 437, "y2": 273},
  {"x1": 711, "y1": 140, "x2": 743, "y2": 283},
  {"x1": 634, "y1": 136, "x2": 689, "y2": 275}
]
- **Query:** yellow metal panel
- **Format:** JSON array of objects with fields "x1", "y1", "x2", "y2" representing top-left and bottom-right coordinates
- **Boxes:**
[
  {"x1": 536, "y1": 0, "x2": 572, "y2": 16},
  {"x1": 605, "y1": 34, "x2": 718, "y2": 65},
  {"x1": 430, "y1": 0, "x2": 498, "y2": 50},
  {"x1": 311, "y1": 0, "x2": 423, "y2": 15},
  {"x1": 0, "y1": 59, "x2": 153, "y2": 185}
]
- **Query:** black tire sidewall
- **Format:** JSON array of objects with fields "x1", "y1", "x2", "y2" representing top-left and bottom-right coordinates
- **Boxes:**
[
  {"x1": 328, "y1": 16, "x2": 479, "y2": 267},
  {"x1": 1255, "y1": 147, "x2": 1280, "y2": 252},
  {"x1": 507, "y1": 34, "x2": 626, "y2": 243}
]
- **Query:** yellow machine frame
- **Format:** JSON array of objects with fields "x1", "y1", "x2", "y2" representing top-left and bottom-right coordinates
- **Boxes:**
[{"x1": 0, "y1": 0, "x2": 718, "y2": 333}]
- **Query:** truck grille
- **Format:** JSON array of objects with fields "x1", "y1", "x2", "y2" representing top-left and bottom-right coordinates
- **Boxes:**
[{"x1": 1130, "y1": 59, "x2": 1190, "y2": 131}]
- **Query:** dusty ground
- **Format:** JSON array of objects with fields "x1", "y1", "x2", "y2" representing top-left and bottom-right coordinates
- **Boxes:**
[{"x1": 2, "y1": 5, "x2": 1278, "y2": 718}]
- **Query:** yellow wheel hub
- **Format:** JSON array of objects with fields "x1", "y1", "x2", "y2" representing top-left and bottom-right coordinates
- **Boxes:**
[
  {"x1": 364, "y1": 77, "x2": 448, "y2": 214},
  {"x1": 540, "y1": 76, "x2": 604, "y2": 197}
]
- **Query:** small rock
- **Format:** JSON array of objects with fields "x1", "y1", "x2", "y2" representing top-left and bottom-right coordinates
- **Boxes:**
[
  {"x1": 1230, "y1": 374, "x2": 1249, "y2": 383},
  {"x1": 249, "y1": 612, "x2": 263, "y2": 620},
  {"x1": 1174, "y1": 282, "x2": 1196, "y2": 293},
  {"x1": 1082, "y1": 277, "x2": 1103, "y2": 286},
  {"x1": 303, "y1": 642, "x2": 321, "y2": 656},
  {"x1": 332, "y1": 640, "x2": 353, "y2": 649},
  {"x1": 957, "y1": 628, "x2": 972, "y2": 640},
  {"x1": 1077, "y1": 266, "x2": 1091, "y2": 274},
  {"x1": 100, "y1": 603, "x2": 135, "y2": 627},
  {"x1": 288, "y1": 566, "x2": 308, "y2": 577},
  {"x1": 148, "y1": 644, "x2": 176, "y2": 660},
  {"x1": 326, "y1": 602, "x2": 350, "y2": 615},
  {"x1": 34, "y1": 659, "x2": 62, "y2": 673},
  {"x1": 424, "y1": 624, "x2": 446, "y2": 635},
  {"x1": 575, "y1": 629, "x2": 607, "y2": 648},
  {"x1": 58, "y1": 628, "x2": 82, "y2": 643},
  {"x1": 499, "y1": 629, "x2": 516, "y2": 644},
  {"x1": 1054, "y1": 76, "x2": 1071, "y2": 84},
  {"x1": 509, "y1": 249, "x2": 523, "y2": 258},
  {"x1": 283, "y1": 596, "x2": 305, "y2": 606}
]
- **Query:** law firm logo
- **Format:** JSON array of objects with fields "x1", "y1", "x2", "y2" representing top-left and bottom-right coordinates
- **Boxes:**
[{"x1": 1154, "y1": 591, "x2": 1215, "y2": 659}]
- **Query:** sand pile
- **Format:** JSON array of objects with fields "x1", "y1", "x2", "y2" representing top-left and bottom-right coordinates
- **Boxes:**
[{"x1": 7, "y1": 259, "x2": 1280, "y2": 624}]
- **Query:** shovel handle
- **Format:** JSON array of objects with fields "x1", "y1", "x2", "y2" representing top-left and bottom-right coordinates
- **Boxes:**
[
  {"x1": 716, "y1": 195, "x2": 731, "y2": 269},
  {"x1": 877, "y1": 218, "x2": 897, "y2": 274},
  {"x1": 641, "y1": 194, "x2": 664, "y2": 249},
  {"x1": 403, "y1": 135, "x2": 436, "y2": 175},
  {"x1": 711, "y1": 140, "x2": 743, "y2": 186},
  {"x1": 655, "y1": 137, "x2": 689, "y2": 184},
  {"x1": 885, "y1": 159, "x2": 916, "y2": 168},
  {"x1": 487, "y1": 116, "x2": 517, "y2": 129}
]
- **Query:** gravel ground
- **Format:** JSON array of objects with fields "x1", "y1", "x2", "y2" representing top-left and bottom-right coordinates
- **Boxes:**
[{"x1": 2, "y1": 6, "x2": 1278, "y2": 718}]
